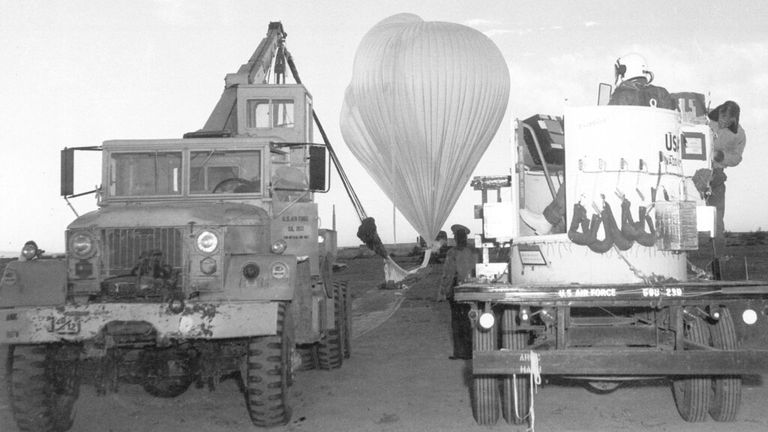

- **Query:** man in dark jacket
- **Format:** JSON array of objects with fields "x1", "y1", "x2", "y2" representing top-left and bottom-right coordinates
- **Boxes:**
[{"x1": 439, "y1": 224, "x2": 476, "y2": 359}]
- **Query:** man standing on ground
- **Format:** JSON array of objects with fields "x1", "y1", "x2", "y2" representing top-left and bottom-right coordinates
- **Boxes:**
[{"x1": 439, "y1": 224, "x2": 476, "y2": 360}]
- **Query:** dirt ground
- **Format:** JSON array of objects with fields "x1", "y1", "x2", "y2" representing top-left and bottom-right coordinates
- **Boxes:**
[{"x1": 2, "y1": 242, "x2": 768, "y2": 431}]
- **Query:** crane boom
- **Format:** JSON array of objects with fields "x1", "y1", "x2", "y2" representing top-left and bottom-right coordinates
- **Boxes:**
[{"x1": 191, "y1": 22, "x2": 287, "y2": 137}]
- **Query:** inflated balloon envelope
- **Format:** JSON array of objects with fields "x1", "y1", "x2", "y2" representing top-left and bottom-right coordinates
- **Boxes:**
[{"x1": 340, "y1": 13, "x2": 510, "y2": 281}]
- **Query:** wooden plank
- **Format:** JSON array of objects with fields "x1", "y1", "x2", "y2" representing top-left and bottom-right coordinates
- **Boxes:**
[{"x1": 473, "y1": 349, "x2": 768, "y2": 375}]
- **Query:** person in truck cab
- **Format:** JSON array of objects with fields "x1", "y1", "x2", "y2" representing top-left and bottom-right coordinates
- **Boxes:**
[{"x1": 520, "y1": 53, "x2": 675, "y2": 235}]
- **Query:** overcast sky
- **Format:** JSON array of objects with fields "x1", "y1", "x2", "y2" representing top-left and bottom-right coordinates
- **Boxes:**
[{"x1": 1, "y1": 0, "x2": 767, "y2": 253}]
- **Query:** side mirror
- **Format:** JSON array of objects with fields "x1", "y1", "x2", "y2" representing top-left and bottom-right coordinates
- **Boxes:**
[
  {"x1": 61, "y1": 148, "x2": 74, "y2": 196},
  {"x1": 308, "y1": 145, "x2": 327, "y2": 192},
  {"x1": 597, "y1": 83, "x2": 612, "y2": 106}
]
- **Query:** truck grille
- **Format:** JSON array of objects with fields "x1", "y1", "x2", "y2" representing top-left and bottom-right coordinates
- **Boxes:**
[{"x1": 104, "y1": 228, "x2": 183, "y2": 275}]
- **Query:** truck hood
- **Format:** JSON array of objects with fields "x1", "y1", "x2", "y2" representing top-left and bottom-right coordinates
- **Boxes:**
[{"x1": 68, "y1": 202, "x2": 270, "y2": 229}]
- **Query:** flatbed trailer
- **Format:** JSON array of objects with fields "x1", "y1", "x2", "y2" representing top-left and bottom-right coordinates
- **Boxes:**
[
  {"x1": 457, "y1": 99, "x2": 768, "y2": 427},
  {"x1": 456, "y1": 279, "x2": 768, "y2": 426}
]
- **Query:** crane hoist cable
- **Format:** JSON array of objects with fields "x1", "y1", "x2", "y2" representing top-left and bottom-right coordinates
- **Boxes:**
[
  {"x1": 283, "y1": 48, "x2": 367, "y2": 223},
  {"x1": 283, "y1": 48, "x2": 389, "y2": 259}
]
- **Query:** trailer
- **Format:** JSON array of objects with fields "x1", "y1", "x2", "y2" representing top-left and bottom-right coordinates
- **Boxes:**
[{"x1": 456, "y1": 91, "x2": 768, "y2": 427}]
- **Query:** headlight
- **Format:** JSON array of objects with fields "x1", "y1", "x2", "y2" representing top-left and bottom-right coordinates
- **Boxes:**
[
  {"x1": 271, "y1": 262, "x2": 288, "y2": 279},
  {"x1": 196, "y1": 230, "x2": 219, "y2": 253},
  {"x1": 742, "y1": 309, "x2": 758, "y2": 325},
  {"x1": 479, "y1": 312, "x2": 495, "y2": 329},
  {"x1": 271, "y1": 239, "x2": 287, "y2": 254},
  {"x1": 69, "y1": 232, "x2": 95, "y2": 259}
]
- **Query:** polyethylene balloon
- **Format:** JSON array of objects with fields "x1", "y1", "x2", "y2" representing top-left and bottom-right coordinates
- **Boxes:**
[{"x1": 341, "y1": 13, "x2": 510, "y2": 242}]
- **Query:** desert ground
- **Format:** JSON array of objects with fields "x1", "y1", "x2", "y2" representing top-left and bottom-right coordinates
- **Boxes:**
[{"x1": 2, "y1": 234, "x2": 768, "y2": 432}]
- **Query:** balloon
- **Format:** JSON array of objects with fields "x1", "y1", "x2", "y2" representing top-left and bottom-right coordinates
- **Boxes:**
[{"x1": 340, "y1": 14, "x2": 510, "y2": 242}]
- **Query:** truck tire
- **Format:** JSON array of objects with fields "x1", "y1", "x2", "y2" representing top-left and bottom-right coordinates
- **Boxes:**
[
  {"x1": 708, "y1": 307, "x2": 741, "y2": 421},
  {"x1": 296, "y1": 344, "x2": 318, "y2": 371},
  {"x1": 243, "y1": 302, "x2": 291, "y2": 427},
  {"x1": 471, "y1": 309, "x2": 500, "y2": 425},
  {"x1": 7, "y1": 344, "x2": 80, "y2": 432},
  {"x1": 340, "y1": 281, "x2": 352, "y2": 359},
  {"x1": 671, "y1": 315, "x2": 711, "y2": 422},
  {"x1": 501, "y1": 308, "x2": 530, "y2": 425},
  {"x1": 317, "y1": 283, "x2": 343, "y2": 370}
]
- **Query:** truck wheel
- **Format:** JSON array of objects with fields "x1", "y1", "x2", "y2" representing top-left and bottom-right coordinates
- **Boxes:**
[
  {"x1": 340, "y1": 281, "x2": 352, "y2": 359},
  {"x1": 471, "y1": 309, "x2": 500, "y2": 425},
  {"x1": 296, "y1": 344, "x2": 318, "y2": 371},
  {"x1": 500, "y1": 308, "x2": 530, "y2": 425},
  {"x1": 708, "y1": 307, "x2": 741, "y2": 421},
  {"x1": 7, "y1": 344, "x2": 80, "y2": 432},
  {"x1": 317, "y1": 283, "x2": 343, "y2": 370},
  {"x1": 671, "y1": 315, "x2": 711, "y2": 422},
  {"x1": 243, "y1": 302, "x2": 291, "y2": 427}
]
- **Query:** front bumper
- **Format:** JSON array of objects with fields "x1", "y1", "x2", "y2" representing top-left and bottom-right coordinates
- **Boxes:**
[{"x1": 0, "y1": 301, "x2": 278, "y2": 344}]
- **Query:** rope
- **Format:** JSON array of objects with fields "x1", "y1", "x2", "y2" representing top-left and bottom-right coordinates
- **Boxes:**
[
  {"x1": 512, "y1": 350, "x2": 542, "y2": 431},
  {"x1": 284, "y1": 48, "x2": 367, "y2": 222}
]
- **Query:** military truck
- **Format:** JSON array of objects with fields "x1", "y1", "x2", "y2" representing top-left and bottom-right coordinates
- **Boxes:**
[{"x1": 0, "y1": 22, "x2": 350, "y2": 431}]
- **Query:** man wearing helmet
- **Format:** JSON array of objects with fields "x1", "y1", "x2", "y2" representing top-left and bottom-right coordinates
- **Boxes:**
[{"x1": 609, "y1": 53, "x2": 675, "y2": 109}]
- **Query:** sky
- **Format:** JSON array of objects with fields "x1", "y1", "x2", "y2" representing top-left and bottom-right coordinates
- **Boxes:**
[{"x1": 1, "y1": 0, "x2": 767, "y2": 254}]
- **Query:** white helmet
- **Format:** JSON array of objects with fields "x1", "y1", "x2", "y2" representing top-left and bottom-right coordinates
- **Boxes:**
[{"x1": 614, "y1": 53, "x2": 653, "y2": 84}]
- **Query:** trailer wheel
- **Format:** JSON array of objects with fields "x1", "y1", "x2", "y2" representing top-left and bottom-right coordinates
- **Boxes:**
[
  {"x1": 708, "y1": 307, "x2": 741, "y2": 421},
  {"x1": 7, "y1": 344, "x2": 80, "y2": 432},
  {"x1": 317, "y1": 283, "x2": 344, "y2": 369},
  {"x1": 243, "y1": 302, "x2": 291, "y2": 427},
  {"x1": 471, "y1": 309, "x2": 500, "y2": 425},
  {"x1": 340, "y1": 281, "x2": 352, "y2": 359},
  {"x1": 671, "y1": 315, "x2": 711, "y2": 422},
  {"x1": 500, "y1": 308, "x2": 530, "y2": 425}
]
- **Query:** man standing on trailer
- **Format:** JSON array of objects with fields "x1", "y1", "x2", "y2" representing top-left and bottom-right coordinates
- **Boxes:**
[
  {"x1": 439, "y1": 224, "x2": 476, "y2": 360},
  {"x1": 609, "y1": 53, "x2": 675, "y2": 109},
  {"x1": 706, "y1": 101, "x2": 746, "y2": 259}
]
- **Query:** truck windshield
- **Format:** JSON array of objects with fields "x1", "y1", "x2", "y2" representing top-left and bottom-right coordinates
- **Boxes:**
[
  {"x1": 190, "y1": 149, "x2": 262, "y2": 194},
  {"x1": 109, "y1": 151, "x2": 182, "y2": 196}
]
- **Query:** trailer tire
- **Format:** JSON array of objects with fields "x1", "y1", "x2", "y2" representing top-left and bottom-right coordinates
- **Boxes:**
[
  {"x1": 317, "y1": 283, "x2": 344, "y2": 370},
  {"x1": 671, "y1": 315, "x2": 711, "y2": 422},
  {"x1": 471, "y1": 309, "x2": 500, "y2": 425},
  {"x1": 243, "y1": 302, "x2": 291, "y2": 427},
  {"x1": 7, "y1": 344, "x2": 80, "y2": 432},
  {"x1": 500, "y1": 308, "x2": 530, "y2": 425},
  {"x1": 708, "y1": 307, "x2": 741, "y2": 422}
]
